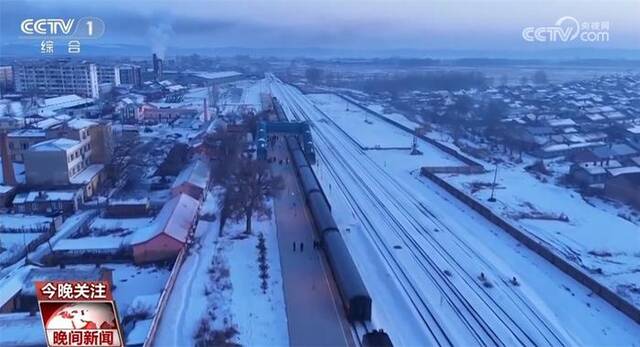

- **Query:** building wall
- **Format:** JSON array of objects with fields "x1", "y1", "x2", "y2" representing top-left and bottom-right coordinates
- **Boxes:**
[
  {"x1": 8, "y1": 135, "x2": 46, "y2": 162},
  {"x1": 88, "y1": 122, "x2": 113, "y2": 164},
  {"x1": 14, "y1": 197, "x2": 79, "y2": 216},
  {"x1": 24, "y1": 150, "x2": 70, "y2": 185},
  {"x1": 133, "y1": 234, "x2": 183, "y2": 264}
]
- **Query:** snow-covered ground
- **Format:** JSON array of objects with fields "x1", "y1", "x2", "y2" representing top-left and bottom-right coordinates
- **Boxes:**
[
  {"x1": 155, "y1": 191, "x2": 288, "y2": 346},
  {"x1": 155, "y1": 195, "x2": 222, "y2": 345},
  {"x1": 222, "y1": 207, "x2": 289, "y2": 346},
  {"x1": 218, "y1": 78, "x2": 268, "y2": 115},
  {"x1": 442, "y1": 160, "x2": 640, "y2": 307},
  {"x1": 270, "y1": 77, "x2": 640, "y2": 346},
  {"x1": 341, "y1": 89, "x2": 640, "y2": 309}
]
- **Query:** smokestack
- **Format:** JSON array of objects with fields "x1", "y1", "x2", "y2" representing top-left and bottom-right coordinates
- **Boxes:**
[
  {"x1": 0, "y1": 132, "x2": 17, "y2": 186},
  {"x1": 203, "y1": 98, "x2": 208, "y2": 122},
  {"x1": 152, "y1": 53, "x2": 163, "y2": 81}
]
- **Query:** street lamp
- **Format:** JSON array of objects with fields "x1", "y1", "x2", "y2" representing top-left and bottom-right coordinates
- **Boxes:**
[{"x1": 488, "y1": 163, "x2": 498, "y2": 202}]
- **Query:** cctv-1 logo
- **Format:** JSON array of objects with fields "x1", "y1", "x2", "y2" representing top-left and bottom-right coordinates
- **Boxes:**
[{"x1": 20, "y1": 17, "x2": 105, "y2": 39}]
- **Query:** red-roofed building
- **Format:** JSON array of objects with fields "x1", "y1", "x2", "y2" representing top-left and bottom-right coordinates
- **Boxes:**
[{"x1": 131, "y1": 193, "x2": 200, "y2": 263}]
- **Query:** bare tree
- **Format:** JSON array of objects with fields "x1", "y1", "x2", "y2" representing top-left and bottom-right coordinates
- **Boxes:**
[
  {"x1": 220, "y1": 158, "x2": 283, "y2": 234},
  {"x1": 204, "y1": 127, "x2": 244, "y2": 183}
]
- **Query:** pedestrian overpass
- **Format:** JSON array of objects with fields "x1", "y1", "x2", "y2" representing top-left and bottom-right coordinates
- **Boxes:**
[{"x1": 256, "y1": 121, "x2": 316, "y2": 163}]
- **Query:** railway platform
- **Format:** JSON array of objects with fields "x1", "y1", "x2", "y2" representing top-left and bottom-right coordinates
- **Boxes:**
[{"x1": 271, "y1": 138, "x2": 354, "y2": 347}]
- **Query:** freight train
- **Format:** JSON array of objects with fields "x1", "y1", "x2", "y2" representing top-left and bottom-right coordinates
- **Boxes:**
[
  {"x1": 274, "y1": 96, "x2": 392, "y2": 346},
  {"x1": 286, "y1": 135, "x2": 371, "y2": 321}
]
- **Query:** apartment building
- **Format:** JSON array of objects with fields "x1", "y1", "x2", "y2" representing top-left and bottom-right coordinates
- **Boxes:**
[
  {"x1": 0, "y1": 66, "x2": 13, "y2": 93},
  {"x1": 13, "y1": 60, "x2": 99, "y2": 98},
  {"x1": 97, "y1": 65, "x2": 121, "y2": 86},
  {"x1": 118, "y1": 64, "x2": 142, "y2": 88}
]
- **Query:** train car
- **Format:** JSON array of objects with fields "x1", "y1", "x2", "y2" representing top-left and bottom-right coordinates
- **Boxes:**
[
  {"x1": 363, "y1": 330, "x2": 393, "y2": 347},
  {"x1": 307, "y1": 191, "x2": 337, "y2": 234},
  {"x1": 291, "y1": 149, "x2": 308, "y2": 169},
  {"x1": 299, "y1": 166, "x2": 320, "y2": 195},
  {"x1": 323, "y1": 229, "x2": 372, "y2": 321}
]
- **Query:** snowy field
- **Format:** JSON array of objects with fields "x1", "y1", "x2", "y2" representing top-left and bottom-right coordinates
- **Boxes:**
[
  {"x1": 442, "y1": 161, "x2": 640, "y2": 307},
  {"x1": 336, "y1": 89, "x2": 640, "y2": 309},
  {"x1": 270, "y1": 78, "x2": 640, "y2": 346}
]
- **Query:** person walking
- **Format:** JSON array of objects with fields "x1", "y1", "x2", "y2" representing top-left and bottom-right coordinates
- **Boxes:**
[
  {"x1": 300, "y1": 242, "x2": 304, "y2": 252},
  {"x1": 293, "y1": 241, "x2": 296, "y2": 252}
]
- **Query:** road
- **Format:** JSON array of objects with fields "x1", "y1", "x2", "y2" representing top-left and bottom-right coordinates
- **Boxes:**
[
  {"x1": 269, "y1": 76, "x2": 640, "y2": 346},
  {"x1": 270, "y1": 136, "x2": 354, "y2": 347}
]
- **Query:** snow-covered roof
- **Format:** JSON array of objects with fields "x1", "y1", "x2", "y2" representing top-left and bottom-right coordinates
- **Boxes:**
[
  {"x1": 172, "y1": 160, "x2": 210, "y2": 191},
  {"x1": 53, "y1": 236, "x2": 125, "y2": 253},
  {"x1": 127, "y1": 318, "x2": 154, "y2": 345},
  {"x1": 0, "y1": 184, "x2": 15, "y2": 194},
  {"x1": 189, "y1": 70, "x2": 242, "y2": 80},
  {"x1": 21, "y1": 267, "x2": 104, "y2": 295},
  {"x1": 607, "y1": 166, "x2": 640, "y2": 177},
  {"x1": 7, "y1": 129, "x2": 46, "y2": 138},
  {"x1": 67, "y1": 118, "x2": 97, "y2": 130},
  {"x1": 0, "y1": 312, "x2": 45, "y2": 346},
  {"x1": 13, "y1": 190, "x2": 80, "y2": 204},
  {"x1": 40, "y1": 94, "x2": 93, "y2": 109},
  {"x1": 108, "y1": 197, "x2": 150, "y2": 206},
  {"x1": 130, "y1": 193, "x2": 199, "y2": 245},
  {"x1": 35, "y1": 117, "x2": 63, "y2": 130},
  {"x1": 627, "y1": 125, "x2": 640, "y2": 135},
  {"x1": 29, "y1": 138, "x2": 80, "y2": 152},
  {"x1": 548, "y1": 118, "x2": 577, "y2": 127},
  {"x1": 0, "y1": 213, "x2": 51, "y2": 231},
  {"x1": 70, "y1": 164, "x2": 104, "y2": 185}
]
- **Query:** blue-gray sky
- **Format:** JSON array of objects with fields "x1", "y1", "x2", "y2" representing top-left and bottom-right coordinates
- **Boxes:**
[{"x1": 1, "y1": 0, "x2": 639, "y2": 56}]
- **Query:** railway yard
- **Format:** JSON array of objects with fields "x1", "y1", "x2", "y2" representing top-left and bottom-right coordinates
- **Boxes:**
[{"x1": 268, "y1": 76, "x2": 640, "y2": 346}]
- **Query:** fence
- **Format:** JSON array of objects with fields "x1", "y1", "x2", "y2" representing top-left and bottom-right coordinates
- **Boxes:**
[
  {"x1": 143, "y1": 247, "x2": 188, "y2": 347},
  {"x1": 422, "y1": 166, "x2": 486, "y2": 174},
  {"x1": 420, "y1": 168, "x2": 640, "y2": 324}
]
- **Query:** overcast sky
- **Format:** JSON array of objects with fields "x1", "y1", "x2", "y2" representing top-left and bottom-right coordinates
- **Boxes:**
[{"x1": 1, "y1": 0, "x2": 639, "y2": 55}]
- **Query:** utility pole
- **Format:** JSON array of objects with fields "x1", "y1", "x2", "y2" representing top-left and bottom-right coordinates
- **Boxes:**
[{"x1": 488, "y1": 163, "x2": 498, "y2": 202}]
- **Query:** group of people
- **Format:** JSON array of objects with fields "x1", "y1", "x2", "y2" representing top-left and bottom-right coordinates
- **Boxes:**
[{"x1": 293, "y1": 240, "x2": 321, "y2": 252}]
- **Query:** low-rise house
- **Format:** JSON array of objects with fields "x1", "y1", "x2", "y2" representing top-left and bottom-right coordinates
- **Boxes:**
[
  {"x1": 139, "y1": 103, "x2": 197, "y2": 124},
  {"x1": 130, "y1": 193, "x2": 199, "y2": 263},
  {"x1": 605, "y1": 167, "x2": 640, "y2": 209},
  {"x1": 12, "y1": 189, "x2": 83, "y2": 216},
  {"x1": 569, "y1": 160, "x2": 622, "y2": 187},
  {"x1": 105, "y1": 197, "x2": 150, "y2": 218}
]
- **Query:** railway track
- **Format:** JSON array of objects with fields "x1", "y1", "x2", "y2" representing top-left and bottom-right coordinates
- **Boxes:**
[{"x1": 270, "y1": 77, "x2": 574, "y2": 346}]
